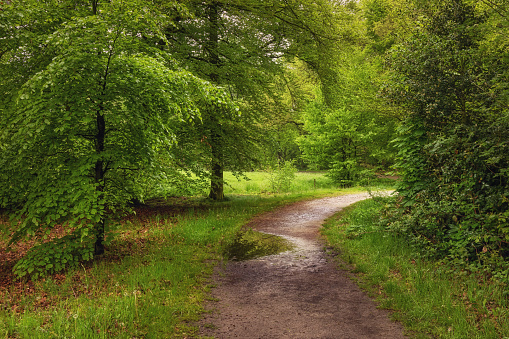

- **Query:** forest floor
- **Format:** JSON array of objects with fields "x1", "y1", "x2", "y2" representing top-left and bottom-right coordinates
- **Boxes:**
[{"x1": 197, "y1": 194, "x2": 409, "y2": 339}]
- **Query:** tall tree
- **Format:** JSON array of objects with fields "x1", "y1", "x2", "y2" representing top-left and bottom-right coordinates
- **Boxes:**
[
  {"x1": 0, "y1": 0, "x2": 232, "y2": 278},
  {"x1": 163, "y1": 0, "x2": 356, "y2": 199},
  {"x1": 163, "y1": 1, "x2": 285, "y2": 200}
]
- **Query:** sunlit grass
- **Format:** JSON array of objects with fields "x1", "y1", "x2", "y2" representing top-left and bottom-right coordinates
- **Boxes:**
[
  {"x1": 223, "y1": 171, "x2": 336, "y2": 195},
  {"x1": 322, "y1": 199, "x2": 509, "y2": 338},
  {"x1": 223, "y1": 171, "x2": 394, "y2": 196},
  {"x1": 0, "y1": 172, "x2": 397, "y2": 338}
]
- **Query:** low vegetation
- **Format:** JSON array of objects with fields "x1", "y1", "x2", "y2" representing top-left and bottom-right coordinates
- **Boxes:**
[
  {"x1": 322, "y1": 198, "x2": 509, "y2": 338},
  {"x1": 0, "y1": 171, "x2": 369, "y2": 338}
]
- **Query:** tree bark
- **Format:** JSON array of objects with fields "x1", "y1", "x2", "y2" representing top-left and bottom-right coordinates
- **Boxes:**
[
  {"x1": 94, "y1": 110, "x2": 106, "y2": 255},
  {"x1": 209, "y1": 153, "x2": 224, "y2": 200},
  {"x1": 91, "y1": 0, "x2": 106, "y2": 254},
  {"x1": 206, "y1": 1, "x2": 225, "y2": 201}
]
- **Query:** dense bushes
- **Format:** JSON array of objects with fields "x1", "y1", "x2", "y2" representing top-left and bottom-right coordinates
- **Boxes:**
[
  {"x1": 381, "y1": 0, "x2": 509, "y2": 280},
  {"x1": 386, "y1": 121, "x2": 509, "y2": 279}
]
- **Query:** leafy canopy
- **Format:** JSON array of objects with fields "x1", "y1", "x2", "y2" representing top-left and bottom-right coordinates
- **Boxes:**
[{"x1": 0, "y1": 0, "x2": 234, "y2": 279}]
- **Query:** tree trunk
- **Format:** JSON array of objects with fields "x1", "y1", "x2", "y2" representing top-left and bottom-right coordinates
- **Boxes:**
[
  {"x1": 93, "y1": 14, "x2": 114, "y2": 253},
  {"x1": 209, "y1": 156, "x2": 224, "y2": 200},
  {"x1": 207, "y1": 1, "x2": 225, "y2": 201},
  {"x1": 94, "y1": 110, "x2": 106, "y2": 255}
]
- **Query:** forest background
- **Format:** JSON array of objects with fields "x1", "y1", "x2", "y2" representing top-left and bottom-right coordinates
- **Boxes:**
[{"x1": 0, "y1": 0, "x2": 508, "y2": 304}]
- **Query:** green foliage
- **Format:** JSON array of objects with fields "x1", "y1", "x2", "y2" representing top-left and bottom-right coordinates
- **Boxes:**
[
  {"x1": 163, "y1": 0, "x2": 294, "y2": 200},
  {"x1": 13, "y1": 234, "x2": 95, "y2": 280},
  {"x1": 0, "y1": 0, "x2": 234, "y2": 279},
  {"x1": 385, "y1": 123, "x2": 509, "y2": 278},
  {"x1": 266, "y1": 160, "x2": 298, "y2": 193},
  {"x1": 297, "y1": 49, "x2": 398, "y2": 185},
  {"x1": 323, "y1": 199, "x2": 509, "y2": 338},
  {"x1": 162, "y1": 0, "x2": 362, "y2": 198},
  {"x1": 363, "y1": 0, "x2": 397, "y2": 53},
  {"x1": 391, "y1": 118, "x2": 430, "y2": 205},
  {"x1": 382, "y1": 0, "x2": 509, "y2": 277}
]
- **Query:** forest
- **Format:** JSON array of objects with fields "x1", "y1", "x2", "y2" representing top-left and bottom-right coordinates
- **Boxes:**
[{"x1": 0, "y1": 0, "x2": 508, "y2": 337}]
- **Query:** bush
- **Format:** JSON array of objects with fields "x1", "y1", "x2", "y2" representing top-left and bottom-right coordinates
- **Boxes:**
[
  {"x1": 13, "y1": 233, "x2": 95, "y2": 280},
  {"x1": 383, "y1": 121, "x2": 509, "y2": 283},
  {"x1": 266, "y1": 160, "x2": 297, "y2": 193}
]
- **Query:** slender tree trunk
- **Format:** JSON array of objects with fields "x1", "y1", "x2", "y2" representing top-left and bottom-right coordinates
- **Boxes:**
[
  {"x1": 94, "y1": 110, "x2": 106, "y2": 255},
  {"x1": 209, "y1": 141, "x2": 224, "y2": 200},
  {"x1": 90, "y1": 0, "x2": 105, "y2": 254},
  {"x1": 92, "y1": 0, "x2": 98, "y2": 15},
  {"x1": 207, "y1": 1, "x2": 225, "y2": 201},
  {"x1": 92, "y1": 0, "x2": 108, "y2": 254}
]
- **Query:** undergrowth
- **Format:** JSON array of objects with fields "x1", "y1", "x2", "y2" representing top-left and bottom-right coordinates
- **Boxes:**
[
  {"x1": 0, "y1": 195, "x2": 293, "y2": 338},
  {"x1": 0, "y1": 171, "x2": 393, "y2": 337},
  {"x1": 322, "y1": 198, "x2": 509, "y2": 338}
]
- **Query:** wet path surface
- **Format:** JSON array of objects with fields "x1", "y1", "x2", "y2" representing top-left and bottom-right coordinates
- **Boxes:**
[{"x1": 198, "y1": 194, "x2": 408, "y2": 339}]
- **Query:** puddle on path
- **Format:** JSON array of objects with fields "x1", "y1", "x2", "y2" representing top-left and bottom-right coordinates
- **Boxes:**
[
  {"x1": 223, "y1": 228, "x2": 294, "y2": 261},
  {"x1": 199, "y1": 193, "x2": 407, "y2": 339}
]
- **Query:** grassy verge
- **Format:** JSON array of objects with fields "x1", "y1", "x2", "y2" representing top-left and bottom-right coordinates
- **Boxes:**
[
  {"x1": 1, "y1": 170, "x2": 386, "y2": 338},
  {"x1": 0, "y1": 196, "x2": 296, "y2": 338},
  {"x1": 322, "y1": 199, "x2": 509, "y2": 339},
  {"x1": 223, "y1": 171, "x2": 336, "y2": 195}
]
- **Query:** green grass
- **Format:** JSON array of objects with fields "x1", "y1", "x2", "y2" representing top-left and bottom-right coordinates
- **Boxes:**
[
  {"x1": 224, "y1": 171, "x2": 333, "y2": 194},
  {"x1": 142, "y1": 170, "x2": 395, "y2": 199},
  {"x1": 0, "y1": 196, "x2": 293, "y2": 338},
  {"x1": 223, "y1": 171, "x2": 394, "y2": 195},
  {"x1": 0, "y1": 172, "x2": 398, "y2": 338},
  {"x1": 1, "y1": 171, "x2": 383, "y2": 338},
  {"x1": 322, "y1": 199, "x2": 509, "y2": 339}
]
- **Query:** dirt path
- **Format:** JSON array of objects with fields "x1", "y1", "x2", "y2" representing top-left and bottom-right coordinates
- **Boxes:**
[{"x1": 198, "y1": 193, "x2": 408, "y2": 339}]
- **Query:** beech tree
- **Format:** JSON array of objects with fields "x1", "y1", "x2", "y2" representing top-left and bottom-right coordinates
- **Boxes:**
[
  {"x1": 0, "y1": 0, "x2": 233, "y2": 278},
  {"x1": 162, "y1": 0, "x2": 358, "y2": 199},
  {"x1": 161, "y1": 1, "x2": 287, "y2": 200}
]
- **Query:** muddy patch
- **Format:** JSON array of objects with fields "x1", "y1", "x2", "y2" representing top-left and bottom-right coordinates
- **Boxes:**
[
  {"x1": 197, "y1": 193, "x2": 407, "y2": 339},
  {"x1": 223, "y1": 229, "x2": 294, "y2": 261}
]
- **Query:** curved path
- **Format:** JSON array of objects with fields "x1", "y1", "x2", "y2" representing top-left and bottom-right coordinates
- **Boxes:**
[{"x1": 198, "y1": 193, "x2": 407, "y2": 339}]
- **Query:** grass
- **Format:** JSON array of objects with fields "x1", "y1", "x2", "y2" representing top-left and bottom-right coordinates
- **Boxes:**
[
  {"x1": 1, "y1": 171, "x2": 383, "y2": 338},
  {"x1": 223, "y1": 170, "x2": 395, "y2": 195},
  {"x1": 0, "y1": 196, "x2": 288, "y2": 338},
  {"x1": 322, "y1": 198, "x2": 509, "y2": 339},
  {"x1": 223, "y1": 171, "x2": 336, "y2": 195}
]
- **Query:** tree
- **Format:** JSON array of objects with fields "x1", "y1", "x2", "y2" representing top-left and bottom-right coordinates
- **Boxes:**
[
  {"x1": 162, "y1": 1, "x2": 288, "y2": 200},
  {"x1": 297, "y1": 46, "x2": 398, "y2": 185},
  {"x1": 163, "y1": 0, "x2": 360, "y2": 199},
  {"x1": 383, "y1": 0, "x2": 509, "y2": 268},
  {"x1": 0, "y1": 0, "x2": 232, "y2": 278},
  {"x1": 269, "y1": 0, "x2": 363, "y2": 110}
]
